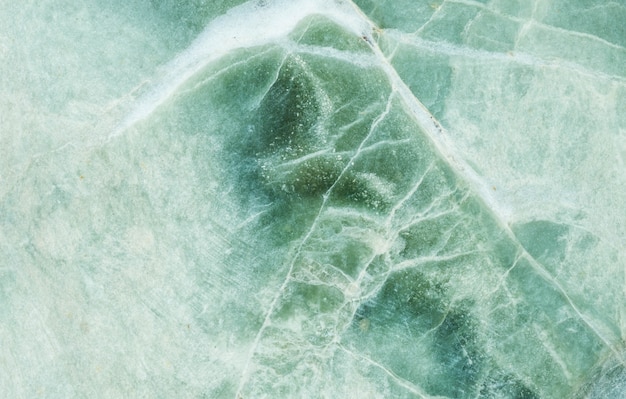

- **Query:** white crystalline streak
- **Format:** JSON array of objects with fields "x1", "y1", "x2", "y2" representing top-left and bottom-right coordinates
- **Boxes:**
[{"x1": 110, "y1": 0, "x2": 369, "y2": 138}]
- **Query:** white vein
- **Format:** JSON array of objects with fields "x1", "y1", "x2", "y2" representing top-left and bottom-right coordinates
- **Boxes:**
[
  {"x1": 414, "y1": 0, "x2": 449, "y2": 36},
  {"x1": 107, "y1": 0, "x2": 370, "y2": 139},
  {"x1": 451, "y1": 0, "x2": 626, "y2": 52},
  {"x1": 337, "y1": 344, "x2": 443, "y2": 399},
  {"x1": 387, "y1": 32, "x2": 626, "y2": 85}
]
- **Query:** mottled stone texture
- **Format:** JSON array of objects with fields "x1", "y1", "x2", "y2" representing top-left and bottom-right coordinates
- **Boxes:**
[{"x1": 1, "y1": 0, "x2": 625, "y2": 398}]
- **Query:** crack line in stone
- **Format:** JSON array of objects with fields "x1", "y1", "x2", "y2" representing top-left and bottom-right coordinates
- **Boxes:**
[
  {"x1": 451, "y1": 0, "x2": 626, "y2": 52},
  {"x1": 337, "y1": 344, "x2": 439, "y2": 398}
]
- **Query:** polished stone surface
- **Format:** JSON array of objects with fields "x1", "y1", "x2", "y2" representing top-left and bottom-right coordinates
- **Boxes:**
[{"x1": 1, "y1": 0, "x2": 625, "y2": 397}]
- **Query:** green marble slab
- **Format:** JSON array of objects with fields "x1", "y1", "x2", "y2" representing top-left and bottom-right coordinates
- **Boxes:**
[{"x1": 1, "y1": 0, "x2": 625, "y2": 397}]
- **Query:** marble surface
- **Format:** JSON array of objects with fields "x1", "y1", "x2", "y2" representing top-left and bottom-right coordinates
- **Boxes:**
[{"x1": 1, "y1": 0, "x2": 625, "y2": 397}]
